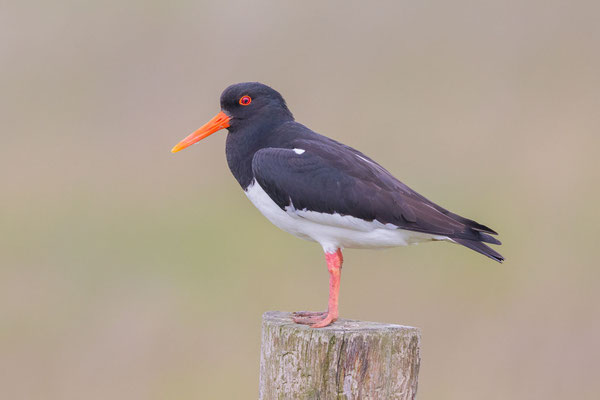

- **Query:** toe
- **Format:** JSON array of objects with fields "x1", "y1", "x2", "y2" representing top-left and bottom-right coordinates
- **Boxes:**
[
  {"x1": 293, "y1": 311, "x2": 327, "y2": 318},
  {"x1": 310, "y1": 315, "x2": 336, "y2": 328},
  {"x1": 293, "y1": 315, "x2": 326, "y2": 325}
]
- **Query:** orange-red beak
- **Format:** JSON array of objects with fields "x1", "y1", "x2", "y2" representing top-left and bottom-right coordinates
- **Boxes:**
[{"x1": 171, "y1": 111, "x2": 230, "y2": 153}]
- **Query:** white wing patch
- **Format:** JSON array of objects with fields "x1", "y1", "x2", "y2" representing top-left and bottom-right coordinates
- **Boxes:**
[
  {"x1": 355, "y1": 154, "x2": 373, "y2": 164},
  {"x1": 293, "y1": 148, "x2": 305, "y2": 154}
]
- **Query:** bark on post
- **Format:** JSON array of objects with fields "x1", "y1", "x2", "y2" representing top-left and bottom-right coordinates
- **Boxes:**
[{"x1": 259, "y1": 311, "x2": 421, "y2": 400}]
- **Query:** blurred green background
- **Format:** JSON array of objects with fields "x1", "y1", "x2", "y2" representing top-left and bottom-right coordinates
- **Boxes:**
[{"x1": 2, "y1": 1, "x2": 599, "y2": 399}]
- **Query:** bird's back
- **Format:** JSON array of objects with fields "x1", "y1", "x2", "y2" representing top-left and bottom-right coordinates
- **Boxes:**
[{"x1": 252, "y1": 121, "x2": 503, "y2": 261}]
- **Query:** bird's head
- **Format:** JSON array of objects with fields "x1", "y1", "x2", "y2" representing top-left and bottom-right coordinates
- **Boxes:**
[{"x1": 171, "y1": 82, "x2": 293, "y2": 153}]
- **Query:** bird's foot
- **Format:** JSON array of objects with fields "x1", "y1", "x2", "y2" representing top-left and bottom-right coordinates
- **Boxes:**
[
  {"x1": 293, "y1": 310, "x2": 327, "y2": 318},
  {"x1": 292, "y1": 311, "x2": 337, "y2": 328}
]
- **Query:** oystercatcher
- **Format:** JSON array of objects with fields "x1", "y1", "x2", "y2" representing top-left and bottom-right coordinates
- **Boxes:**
[{"x1": 171, "y1": 82, "x2": 503, "y2": 328}]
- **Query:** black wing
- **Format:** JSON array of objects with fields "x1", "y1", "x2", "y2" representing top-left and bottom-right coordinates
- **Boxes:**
[{"x1": 252, "y1": 141, "x2": 503, "y2": 261}]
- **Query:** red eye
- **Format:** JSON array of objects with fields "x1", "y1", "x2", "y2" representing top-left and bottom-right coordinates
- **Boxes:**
[{"x1": 239, "y1": 95, "x2": 252, "y2": 106}]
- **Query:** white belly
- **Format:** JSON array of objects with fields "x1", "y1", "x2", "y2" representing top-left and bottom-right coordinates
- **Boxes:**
[{"x1": 244, "y1": 180, "x2": 447, "y2": 253}]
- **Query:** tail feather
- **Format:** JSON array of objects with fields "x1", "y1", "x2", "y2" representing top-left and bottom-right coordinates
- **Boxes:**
[
  {"x1": 461, "y1": 219, "x2": 498, "y2": 235},
  {"x1": 453, "y1": 238, "x2": 504, "y2": 263},
  {"x1": 477, "y1": 232, "x2": 501, "y2": 245},
  {"x1": 443, "y1": 211, "x2": 499, "y2": 235}
]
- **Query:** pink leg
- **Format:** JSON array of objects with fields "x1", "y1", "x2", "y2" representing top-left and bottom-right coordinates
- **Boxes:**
[{"x1": 293, "y1": 248, "x2": 343, "y2": 328}]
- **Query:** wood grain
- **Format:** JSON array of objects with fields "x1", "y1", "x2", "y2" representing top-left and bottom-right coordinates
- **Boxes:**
[{"x1": 259, "y1": 311, "x2": 421, "y2": 399}]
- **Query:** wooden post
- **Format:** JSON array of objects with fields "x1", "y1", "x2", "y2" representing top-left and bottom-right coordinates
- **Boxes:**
[{"x1": 259, "y1": 311, "x2": 421, "y2": 400}]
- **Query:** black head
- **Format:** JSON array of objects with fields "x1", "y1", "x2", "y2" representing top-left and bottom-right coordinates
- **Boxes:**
[
  {"x1": 171, "y1": 82, "x2": 293, "y2": 153},
  {"x1": 220, "y1": 82, "x2": 294, "y2": 126}
]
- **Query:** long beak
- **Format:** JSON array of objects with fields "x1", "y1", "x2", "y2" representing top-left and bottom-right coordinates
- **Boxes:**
[{"x1": 171, "y1": 111, "x2": 230, "y2": 153}]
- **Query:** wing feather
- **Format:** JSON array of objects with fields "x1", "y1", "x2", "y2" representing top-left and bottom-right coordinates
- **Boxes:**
[{"x1": 252, "y1": 144, "x2": 498, "y2": 243}]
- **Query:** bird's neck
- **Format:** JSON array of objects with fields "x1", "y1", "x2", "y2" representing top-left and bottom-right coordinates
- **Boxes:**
[{"x1": 225, "y1": 116, "x2": 290, "y2": 190}]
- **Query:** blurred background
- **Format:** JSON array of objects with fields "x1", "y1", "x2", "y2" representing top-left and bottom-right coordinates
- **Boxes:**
[{"x1": 2, "y1": 1, "x2": 599, "y2": 399}]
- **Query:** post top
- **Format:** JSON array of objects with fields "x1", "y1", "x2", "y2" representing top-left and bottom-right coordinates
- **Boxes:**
[{"x1": 262, "y1": 311, "x2": 420, "y2": 334}]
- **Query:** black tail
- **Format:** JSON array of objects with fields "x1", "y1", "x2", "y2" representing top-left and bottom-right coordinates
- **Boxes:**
[
  {"x1": 477, "y1": 232, "x2": 501, "y2": 245},
  {"x1": 453, "y1": 238, "x2": 504, "y2": 263}
]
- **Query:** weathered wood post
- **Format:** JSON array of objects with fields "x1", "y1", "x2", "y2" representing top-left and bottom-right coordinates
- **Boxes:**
[{"x1": 259, "y1": 311, "x2": 421, "y2": 399}]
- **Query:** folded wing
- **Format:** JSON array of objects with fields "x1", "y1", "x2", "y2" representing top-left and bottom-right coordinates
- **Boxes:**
[{"x1": 252, "y1": 142, "x2": 501, "y2": 253}]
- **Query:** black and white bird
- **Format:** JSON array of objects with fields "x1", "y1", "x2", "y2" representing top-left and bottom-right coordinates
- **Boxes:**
[{"x1": 171, "y1": 82, "x2": 503, "y2": 328}]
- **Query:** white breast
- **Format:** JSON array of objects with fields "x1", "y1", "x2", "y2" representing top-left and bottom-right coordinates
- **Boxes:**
[{"x1": 244, "y1": 180, "x2": 447, "y2": 253}]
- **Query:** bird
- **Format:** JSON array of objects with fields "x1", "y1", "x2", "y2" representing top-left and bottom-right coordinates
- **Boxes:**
[{"x1": 171, "y1": 82, "x2": 503, "y2": 328}]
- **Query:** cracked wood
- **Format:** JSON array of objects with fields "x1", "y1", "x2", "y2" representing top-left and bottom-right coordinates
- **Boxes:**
[{"x1": 259, "y1": 311, "x2": 421, "y2": 400}]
